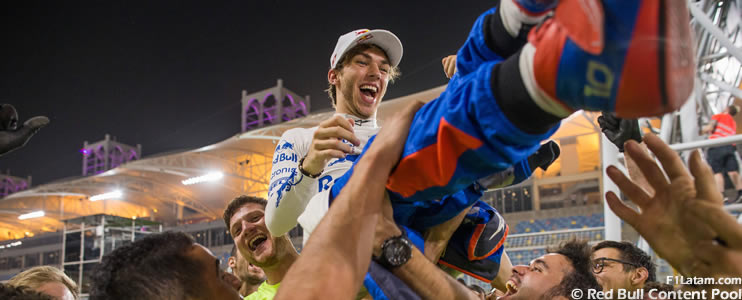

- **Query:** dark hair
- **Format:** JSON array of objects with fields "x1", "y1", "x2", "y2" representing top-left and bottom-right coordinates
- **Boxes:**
[
  {"x1": 0, "y1": 283, "x2": 54, "y2": 300},
  {"x1": 593, "y1": 240, "x2": 656, "y2": 282},
  {"x1": 89, "y1": 231, "x2": 201, "y2": 300},
  {"x1": 223, "y1": 195, "x2": 268, "y2": 231},
  {"x1": 542, "y1": 240, "x2": 602, "y2": 300},
  {"x1": 644, "y1": 281, "x2": 674, "y2": 293},
  {"x1": 729, "y1": 105, "x2": 740, "y2": 116},
  {"x1": 326, "y1": 43, "x2": 400, "y2": 106}
]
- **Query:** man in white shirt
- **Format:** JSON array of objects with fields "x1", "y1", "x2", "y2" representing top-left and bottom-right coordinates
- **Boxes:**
[{"x1": 265, "y1": 29, "x2": 402, "y2": 242}]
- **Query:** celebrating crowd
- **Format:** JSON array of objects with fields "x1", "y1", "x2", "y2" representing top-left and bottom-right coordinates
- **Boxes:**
[{"x1": 4, "y1": 0, "x2": 742, "y2": 299}]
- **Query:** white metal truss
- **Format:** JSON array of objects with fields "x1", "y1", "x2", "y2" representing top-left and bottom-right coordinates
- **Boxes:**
[
  {"x1": 692, "y1": 0, "x2": 742, "y2": 132},
  {"x1": 601, "y1": 0, "x2": 742, "y2": 244}
]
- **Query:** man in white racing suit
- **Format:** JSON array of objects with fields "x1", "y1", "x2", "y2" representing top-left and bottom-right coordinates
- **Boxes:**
[
  {"x1": 266, "y1": 29, "x2": 403, "y2": 242},
  {"x1": 265, "y1": 20, "x2": 559, "y2": 294}
]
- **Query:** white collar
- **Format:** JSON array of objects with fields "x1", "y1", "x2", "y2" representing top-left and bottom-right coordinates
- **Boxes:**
[{"x1": 333, "y1": 113, "x2": 379, "y2": 128}]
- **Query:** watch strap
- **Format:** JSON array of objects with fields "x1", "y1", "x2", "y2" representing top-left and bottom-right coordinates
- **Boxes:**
[
  {"x1": 298, "y1": 156, "x2": 323, "y2": 178},
  {"x1": 375, "y1": 231, "x2": 412, "y2": 269}
]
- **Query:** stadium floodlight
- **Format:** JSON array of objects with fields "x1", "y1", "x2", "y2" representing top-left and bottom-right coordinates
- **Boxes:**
[
  {"x1": 89, "y1": 190, "x2": 123, "y2": 201},
  {"x1": 18, "y1": 210, "x2": 45, "y2": 220},
  {"x1": 182, "y1": 172, "x2": 224, "y2": 185},
  {"x1": 0, "y1": 241, "x2": 22, "y2": 249}
]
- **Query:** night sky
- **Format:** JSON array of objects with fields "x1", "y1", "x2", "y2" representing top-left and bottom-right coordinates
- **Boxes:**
[{"x1": 1, "y1": 0, "x2": 493, "y2": 185}]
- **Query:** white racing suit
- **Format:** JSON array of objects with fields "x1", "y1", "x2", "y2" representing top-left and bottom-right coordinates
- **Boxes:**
[{"x1": 265, "y1": 113, "x2": 379, "y2": 242}]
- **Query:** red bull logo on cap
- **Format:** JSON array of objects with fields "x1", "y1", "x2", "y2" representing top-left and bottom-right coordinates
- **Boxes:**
[
  {"x1": 355, "y1": 29, "x2": 370, "y2": 35},
  {"x1": 356, "y1": 33, "x2": 373, "y2": 44}
]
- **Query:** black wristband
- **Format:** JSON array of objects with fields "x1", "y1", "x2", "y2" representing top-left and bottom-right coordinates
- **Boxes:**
[{"x1": 298, "y1": 156, "x2": 323, "y2": 178}]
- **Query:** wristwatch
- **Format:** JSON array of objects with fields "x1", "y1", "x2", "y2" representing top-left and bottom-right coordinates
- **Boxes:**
[{"x1": 375, "y1": 235, "x2": 413, "y2": 269}]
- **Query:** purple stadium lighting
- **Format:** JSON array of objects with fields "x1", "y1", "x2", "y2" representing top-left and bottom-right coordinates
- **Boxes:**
[
  {"x1": 0, "y1": 177, "x2": 29, "y2": 197},
  {"x1": 241, "y1": 80, "x2": 311, "y2": 131},
  {"x1": 263, "y1": 93, "x2": 274, "y2": 103},
  {"x1": 82, "y1": 135, "x2": 141, "y2": 176}
]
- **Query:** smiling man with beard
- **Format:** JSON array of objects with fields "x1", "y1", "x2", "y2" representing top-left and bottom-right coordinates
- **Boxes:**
[
  {"x1": 228, "y1": 245, "x2": 267, "y2": 297},
  {"x1": 499, "y1": 240, "x2": 600, "y2": 300},
  {"x1": 224, "y1": 195, "x2": 299, "y2": 300}
]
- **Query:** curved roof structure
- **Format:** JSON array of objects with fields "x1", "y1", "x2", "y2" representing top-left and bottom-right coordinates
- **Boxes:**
[
  {"x1": 0, "y1": 84, "x2": 607, "y2": 241},
  {"x1": 0, "y1": 86, "x2": 448, "y2": 240}
]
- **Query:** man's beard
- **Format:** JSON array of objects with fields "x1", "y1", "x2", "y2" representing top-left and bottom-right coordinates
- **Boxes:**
[
  {"x1": 244, "y1": 275, "x2": 266, "y2": 285},
  {"x1": 250, "y1": 236, "x2": 289, "y2": 268}
]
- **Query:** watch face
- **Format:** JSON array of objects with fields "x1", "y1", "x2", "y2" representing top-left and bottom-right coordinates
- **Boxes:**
[{"x1": 383, "y1": 237, "x2": 412, "y2": 267}]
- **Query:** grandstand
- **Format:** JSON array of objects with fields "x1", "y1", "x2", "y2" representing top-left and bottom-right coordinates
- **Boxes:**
[
  {"x1": 0, "y1": 85, "x2": 630, "y2": 295},
  {"x1": 509, "y1": 213, "x2": 604, "y2": 234},
  {"x1": 2, "y1": 1, "x2": 742, "y2": 296}
]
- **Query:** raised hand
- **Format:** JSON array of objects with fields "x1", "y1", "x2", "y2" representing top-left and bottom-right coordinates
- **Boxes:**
[
  {"x1": 688, "y1": 200, "x2": 742, "y2": 284},
  {"x1": 605, "y1": 134, "x2": 718, "y2": 277},
  {"x1": 0, "y1": 104, "x2": 49, "y2": 156},
  {"x1": 302, "y1": 115, "x2": 360, "y2": 175}
]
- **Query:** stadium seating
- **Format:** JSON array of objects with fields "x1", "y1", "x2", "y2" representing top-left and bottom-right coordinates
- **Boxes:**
[
  {"x1": 508, "y1": 249, "x2": 548, "y2": 266},
  {"x1": 509, "y1": 213, "x2": 603, "y2": 233},
  {"x1": 504, "y1": 213, "x2": 605, "y2": 266}
]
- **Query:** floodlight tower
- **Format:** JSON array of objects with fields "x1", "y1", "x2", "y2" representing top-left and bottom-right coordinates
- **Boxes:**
[
  {"x1": 0, "y1": 171, "x2": 31, "y2": 197},
  {"x1": 81, "y1": 134, "x2": 141, "y2": 176},
  {"x1": 241, "y1": 79, "x2": 311, "y2": 132}
]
